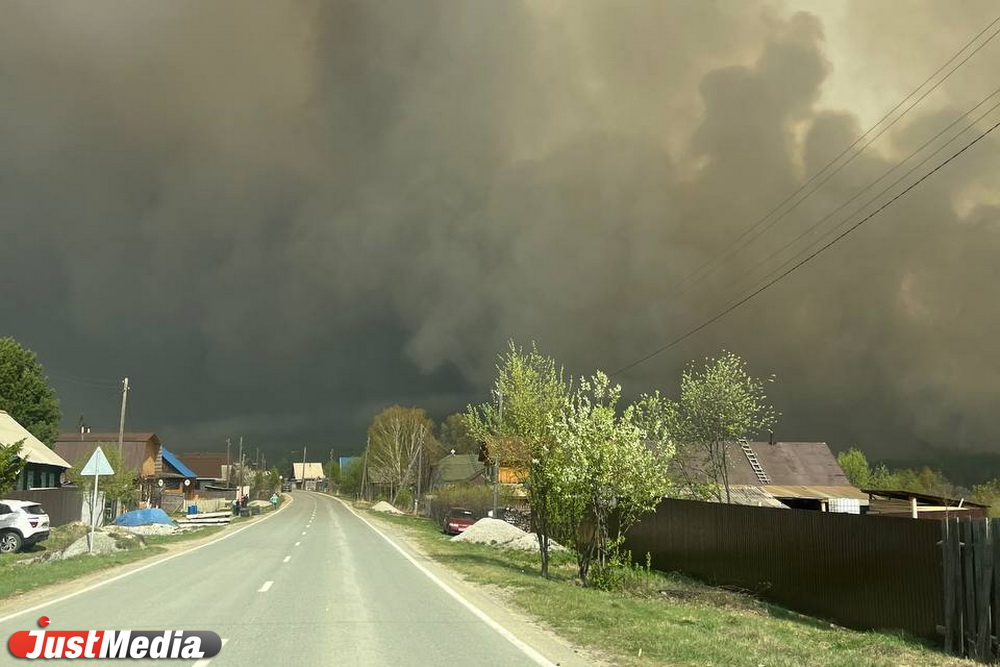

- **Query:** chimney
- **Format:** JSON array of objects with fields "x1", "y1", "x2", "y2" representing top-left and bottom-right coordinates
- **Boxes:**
[{"x1": 768, "y1": 430, "x2": 775, "y2": 445}]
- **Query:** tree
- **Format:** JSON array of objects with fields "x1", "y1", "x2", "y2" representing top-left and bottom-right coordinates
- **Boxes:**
[
  {"x1": 466, "y1": 341, "x2": 569, "y2": 578},
  {"x1": 366, "y1": 406, "x2": 438, "y2": 501},
  {"x1": 438, "y1": 413, "x2": 478, "y2": 454},
  {"x1": 671, "y1": 351, "x2": 777, "y2": 503},
  {"x1": 0, "y1": 337, "x2": 61, "y2": 447},
  {"x1": 66, "y1": 446, "x2": 138, "y2": 508},
  {"x1": 340, "y1": 458, "x2": 364, "y2": 496},
  {"x1": 972, "y1": 479, "x2": 1000, "y2": 518},
  {"x1": 837, "y1": 448, "x2": 871, "y2": 488},
  {"x1": 551, "y1": 372, "x2": 674, "y2": 585},
  {"x1": 0, "y1": 441, "x2": 27, "y2": 496}
]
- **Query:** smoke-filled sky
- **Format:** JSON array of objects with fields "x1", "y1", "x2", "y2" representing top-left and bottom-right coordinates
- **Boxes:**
[{"x1": 2, "y1": 1, "x2": 998, "y2": 466}]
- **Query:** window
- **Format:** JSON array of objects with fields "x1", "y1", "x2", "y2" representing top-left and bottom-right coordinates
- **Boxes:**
[{"x1": 0, "y1": 504, "x2": 10, "y2": 515}]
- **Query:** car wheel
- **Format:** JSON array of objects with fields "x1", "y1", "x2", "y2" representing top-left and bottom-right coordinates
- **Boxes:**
[{"x1": 0, "y1": 530, "x2": 22, "y2": 554}]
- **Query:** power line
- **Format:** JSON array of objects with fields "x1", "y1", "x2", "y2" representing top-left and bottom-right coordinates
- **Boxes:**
[
  {"x1": 611, "y1": 117, "x2": 1000, "y2": 377},
  {"x1": 703, "y1": 88, "x2": 1000, "y2": 313},
  {"x1": 669, "y1": 13, "x2": 1000, "y2": 298}
]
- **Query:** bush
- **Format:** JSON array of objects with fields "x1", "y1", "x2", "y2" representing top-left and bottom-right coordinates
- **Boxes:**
[{"x1": 427, "y1": 484, "x2": 514, "y2": 527}]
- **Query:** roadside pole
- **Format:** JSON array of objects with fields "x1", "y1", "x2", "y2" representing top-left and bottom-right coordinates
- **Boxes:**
[{"x1": 81, "y1": 446, "x2": 114, "y2": 554}]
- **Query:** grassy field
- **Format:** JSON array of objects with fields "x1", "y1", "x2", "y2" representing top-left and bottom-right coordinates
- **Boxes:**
[
  {"x1": 0, "y1": 524, "x2": 224, "y2": 602},
  {"x1": 369, "y1": 512, "x2": 971, "y2": 667}
]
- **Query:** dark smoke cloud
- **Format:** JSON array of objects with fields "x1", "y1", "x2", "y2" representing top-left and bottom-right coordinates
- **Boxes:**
[{"x1": 1, "y1": 1, "x2": 998, "y2": 464}]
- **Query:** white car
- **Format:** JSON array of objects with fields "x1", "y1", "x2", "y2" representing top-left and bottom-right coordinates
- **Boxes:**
[{"x1": 0, "y1": 499, "x2": 51, "y2": 554}]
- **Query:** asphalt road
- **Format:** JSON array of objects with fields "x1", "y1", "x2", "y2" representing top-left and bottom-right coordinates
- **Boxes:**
[{"x1": 0, "y1": 493, "x2": 550, "y2": 666}]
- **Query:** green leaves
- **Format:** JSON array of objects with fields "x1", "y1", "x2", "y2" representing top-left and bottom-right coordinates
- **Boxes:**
[
  {"x1": 0, "y1": 337, "x2": 61, "y2": 447},
  {"x1": 0, "y1": 440, "x2": 27, "y2": 496},
  {"x1": 66, "y1": 445, "x2": 138, "y2": 506}
]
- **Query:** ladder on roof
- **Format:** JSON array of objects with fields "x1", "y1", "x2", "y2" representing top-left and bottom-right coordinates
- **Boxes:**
[{"x1": 738, "y1": 438, "x2": 771, "y2": 484}]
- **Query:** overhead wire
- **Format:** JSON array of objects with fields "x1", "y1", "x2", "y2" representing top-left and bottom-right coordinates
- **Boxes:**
[
  {"x1": 668, "y1": 14, "x2": 1000, "y2": 298},
  {"x1": 703, "y1": 87, "x2": 1000, "y2": 311},
  {"x1": 611, "y1": 116, "x2": 1000, "y2": 377}
]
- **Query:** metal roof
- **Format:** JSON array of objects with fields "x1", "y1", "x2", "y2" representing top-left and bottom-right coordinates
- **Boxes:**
[
  {"x1": 0, "y1": 410, "x2": 71, "y2": 469},
  {"x1": 293, "y1": 462, "x2": 326, "y2": 480},
  {"x1": 723, "y1": 441, "x2": 852, "y2": 487},
  {"x1": 161, "y1": 447, "x2": 196, "y2": 478},
  {"x1": 763, "y1": 484, "x2": 870, "y2": 505},
  {"x1": 430, "y1": 453, "x2": 485, "y2": 486},
  {"x1": 724, "y1": 486, "x2": 790, "y2": 508},
  {"x1": 54, "y1": 432, "x2": 159, "y2": 475},
  {"x1": 862, "y1": 488, "x2": 989, "y2": 508}
]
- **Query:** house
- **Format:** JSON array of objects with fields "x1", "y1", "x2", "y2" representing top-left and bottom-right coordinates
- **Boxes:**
[
  {"x1": 54, "y1": 432, "x2": 162, "y2": 482},
  {"x1": 0, "y1": 410, "x2": 72, "y2": 491},
  {"x1": 0, "y1": 411, "x2": 83, "y2": 526},
  {"x1": 292, "y1": 462, "x2": 326, "y2": 490},
  {"x1": 674, "y1": 439, "x2": 869, "y2": 511},
  {"x1": 159, "y1": 448, "x2": 197, "y2": 495},
  {"x1": 429, "y1": 453, "x2": 486, "y2": 489},
  {"x1": 863, "y1": 488, "x2": 989, "y2": 519},
  {"x1": 177, "y1": 452, "x2": 230, "y2": 488}
]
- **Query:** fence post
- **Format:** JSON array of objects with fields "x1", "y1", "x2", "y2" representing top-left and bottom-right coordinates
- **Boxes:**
[
  {"x1": 962, "y1": 519, "x2": 976, "y2": 657},
  {"x1": 943, "y1": 519, "x2": 955, "y2": 655},
  {"x1": 973, "y1": 520, "x2": 992, "y2": 660}
]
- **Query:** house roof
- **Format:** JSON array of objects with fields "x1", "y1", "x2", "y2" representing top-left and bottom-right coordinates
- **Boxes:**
[
  {"x1": 762, "y1": 484, "x2": 870, "y2": 504},
  {"x1": 54, "y1": 432, "x2": 159, "y2": 476},
  {"x1": 161, "y1": 448, "x2": 196, "y2": 478},
  {"x1": 724, "y1": 441, "x2": 851, "y2": 487},
  {"x1": 177, "y1": 452, "x2": 229, "y2": 479},
  {"x1": 722, "y1": 486, "x2": 790, "y2": 508},
  {"x1": 293, "y1": 462, "x2": 326, "y2": 480},
  {"x1": 430, "y1": 453, "x2": 485, "y2": 486},
  {"x1": 0, "y1": 410, "x2": 72, "y2": 469},
  {"x1": 862, "y1": 488, "x2": 990, "y2": 508}
]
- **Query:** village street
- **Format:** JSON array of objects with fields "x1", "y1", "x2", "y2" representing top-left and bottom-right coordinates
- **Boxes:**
[{"x1": 0, "y1": 493, "x2": 554, "y2": 666}]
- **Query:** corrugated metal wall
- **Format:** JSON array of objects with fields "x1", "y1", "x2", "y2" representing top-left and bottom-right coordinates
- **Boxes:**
[
  {"x1": 6, "y1": 488, "x2": 84, "y2": 527},
  {"x1": 624, "y1": 498, "x2": 944, "y2": 641}
]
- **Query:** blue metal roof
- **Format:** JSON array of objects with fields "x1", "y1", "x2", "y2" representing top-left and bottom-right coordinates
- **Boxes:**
[{"x1": 161, "y1": 447, "x2": 196, "y2": 478}]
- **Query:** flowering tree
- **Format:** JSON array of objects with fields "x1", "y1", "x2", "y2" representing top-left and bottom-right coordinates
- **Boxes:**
[
  {"x1": 671, "y1": 351, "x2": 777, "y2": 503},
  {"x1": 551, "y1": 372, "x2": 674, "y2": 585},
  {"x1": 466, "y1": 341, "x2": 568, "y2": 578}
]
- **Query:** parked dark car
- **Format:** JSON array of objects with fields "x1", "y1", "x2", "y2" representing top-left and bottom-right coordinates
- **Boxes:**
[{"x1": 442, "y1": 507, "x2": 476, "y2": 535}]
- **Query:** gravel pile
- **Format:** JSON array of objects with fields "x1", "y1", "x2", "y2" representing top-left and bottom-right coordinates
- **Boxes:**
[
  {"x1": 451, "y1": 518, "x2": 528, "y2": 546},
  {"x1": 505, "y1": 532, "x2": 567, "y2": 552},
  {"x1": 372, "y1": 501, "x2": 403, "y2": 514},
  {"x1": 452, "y1": 518, "x2": 567, "y2": 551}
]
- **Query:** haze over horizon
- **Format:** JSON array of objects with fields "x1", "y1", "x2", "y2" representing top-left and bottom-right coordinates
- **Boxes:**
[{"x1": 2, "y1": 1, "x2": 999, "y2": 467}]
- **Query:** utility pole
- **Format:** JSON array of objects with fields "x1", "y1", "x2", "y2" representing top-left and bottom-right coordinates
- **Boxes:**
[
  {"x1": 360, "y1": 438, "x2": 369, "y2": 501},
  {"x1": 116, "y1": 377, "x2": 129, "y2": 454},
  {"x1": 301, "y1": 446, "x2": 307, "y2": 490},
  {"x1": 238, "y1": 436, "x2": 244, "y2": 499},
  {"x1": 226, "y1": 438, "x2": 231, "y2": 488},
  {"x1": 493, "y1": 389, "x2": 503, "y2": 518}
]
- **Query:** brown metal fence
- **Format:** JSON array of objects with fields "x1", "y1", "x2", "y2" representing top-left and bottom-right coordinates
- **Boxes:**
[
  {"x1": 6, "y1": 488, "x2": 84, "y2": 527},
  {"x1": 623, "y1": 499, "x2": 945, "y2": 642}
]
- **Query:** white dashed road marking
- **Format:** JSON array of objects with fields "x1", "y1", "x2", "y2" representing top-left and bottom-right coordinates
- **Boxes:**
[
  {"x1": 258, "y1": 581, "x2": 273, "y2": 593},
  {"x1": 283, "y1": 556, "x2": 291, "y2": 563}
]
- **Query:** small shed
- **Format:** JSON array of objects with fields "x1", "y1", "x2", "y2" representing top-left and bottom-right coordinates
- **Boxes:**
[{"x1": 863, "y1": 489, "x2": 989, "y2": 519}]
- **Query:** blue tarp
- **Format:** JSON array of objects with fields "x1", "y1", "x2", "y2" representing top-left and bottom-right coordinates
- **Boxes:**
[{"x1": 114, "y1": 508, "x2": 176, "y2": 527}]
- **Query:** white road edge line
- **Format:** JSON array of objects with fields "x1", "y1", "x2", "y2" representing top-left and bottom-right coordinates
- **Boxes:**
[
  {"x1": 0, "y1": 496, "x2": 295, "y2": 625},
  {"x1": 192, "y1": 637, "x2": 229, "y2": 667},
  {"x1": 283, "y1": 556, "x2": 291, "y2": 563},
  {"x1": 330, "y1": 494, "x2": 556, "y2": 667},
  {"x1": 258, "y1": 581, "x2": 273, "y2": 593}
]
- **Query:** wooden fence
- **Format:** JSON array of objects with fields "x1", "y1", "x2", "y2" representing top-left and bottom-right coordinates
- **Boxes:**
[{"x1": 941, "y1": 517, "x2": 1000, "y2": 661}]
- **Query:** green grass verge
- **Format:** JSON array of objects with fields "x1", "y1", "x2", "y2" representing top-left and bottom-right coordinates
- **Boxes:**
[
  {"x1": 368, "y1": 512, "x2": 971, "y2": 667},
  {"x1": 0, "y1": 525, "x2": 226, "y2": 602}
]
